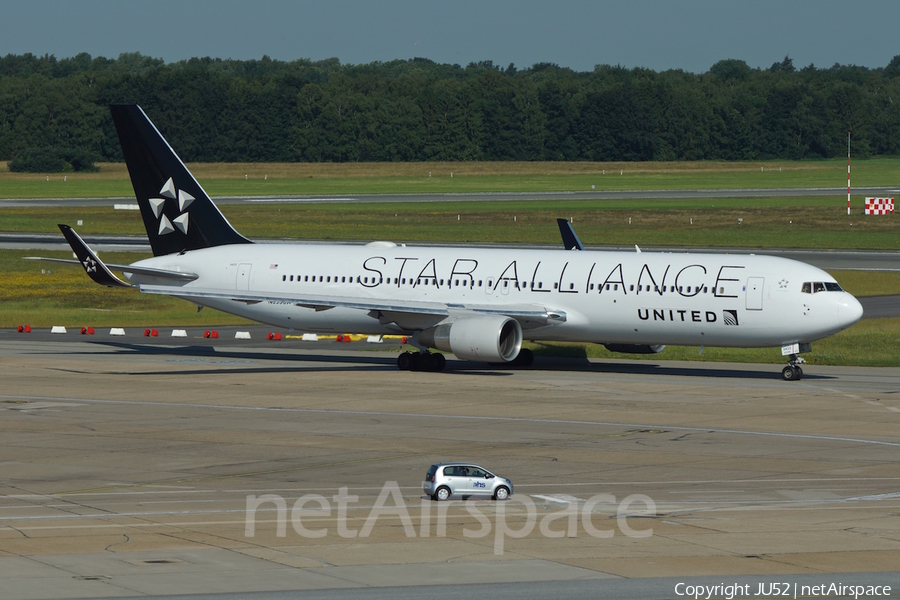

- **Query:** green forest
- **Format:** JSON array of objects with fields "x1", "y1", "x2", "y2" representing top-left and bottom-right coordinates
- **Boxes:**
[{"x1": 2, "y1": 52, "x2": 900, "y2": 165}]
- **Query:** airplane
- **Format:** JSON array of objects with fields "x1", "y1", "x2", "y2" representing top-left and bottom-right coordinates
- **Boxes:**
[{"x1": 32, "y1": 105, "x2": 864, "y2": 381}]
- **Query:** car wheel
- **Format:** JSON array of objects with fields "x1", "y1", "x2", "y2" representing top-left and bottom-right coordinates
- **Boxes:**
[
  {"x1": 434, "y1": 486, "x2": 451, "y2": 501},
  {"x1": 493, "y1": 486, "x2": 509, "y2": 501}
]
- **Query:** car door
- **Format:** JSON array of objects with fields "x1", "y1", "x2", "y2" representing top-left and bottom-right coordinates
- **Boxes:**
[
  {"x1": 444, "y1": 466, "x2": 470, "y2": 495},
  {"x1": 467, "y1": 466, "x2": 490, "y2": 495}
]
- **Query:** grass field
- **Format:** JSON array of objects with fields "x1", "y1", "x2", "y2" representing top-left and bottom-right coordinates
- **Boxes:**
[
  {"x1": 1, "y1": 195, "x2": 899, "y2": 249},
  {"x1": 2, "y1": 157, "x2": 900, "y2": 198}
]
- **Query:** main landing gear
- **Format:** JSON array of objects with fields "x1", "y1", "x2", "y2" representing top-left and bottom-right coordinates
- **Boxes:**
[
  {"x1": 782, "y1": 354, "x2": 805, "y2": 381},
  {"x1": 396, "y1": 348, "x2": 534, "y2": 372},
  {"x1": 397, "y1": 351, "x2": 446, "y2": 372}
]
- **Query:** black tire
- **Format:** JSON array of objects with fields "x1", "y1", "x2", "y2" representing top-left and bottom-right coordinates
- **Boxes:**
[
  {"x1": 782, "y1": 366, "x2": 795, "y2": 381},
  {"x1": 423, "y1": 352, "x2": 438, "y2": 372},
  {"x1": 493, "y1": 486, "x2": 510, "y2": 501},
  {"x1": 433, "y1": 353, "x2": 446, "y2": 371},
  {"x1": 397, "y1": 352, "x2": 412, "y2": 370},
  {"x1": 795, "y1": 366, "x2": 803, "y2": 380},
  {"x1": 434, "y1": 486, "x2": 451, "y2": 501},
  {"x1": 515, "y1": 348, "x2": 534, "y2": 367}
]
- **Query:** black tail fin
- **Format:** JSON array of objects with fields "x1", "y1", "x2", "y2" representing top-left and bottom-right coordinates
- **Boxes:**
[
  {"x1": 109, "y1": 105, "x2": 251, "y2": 256},
  {"x1": 556, "y1": 218, "x2": 585, "y2": 251}
]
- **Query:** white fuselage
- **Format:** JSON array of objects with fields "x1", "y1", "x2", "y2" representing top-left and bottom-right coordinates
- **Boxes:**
[{"x1": 130, "y1": 243, "x2": 863, "y2": 348}]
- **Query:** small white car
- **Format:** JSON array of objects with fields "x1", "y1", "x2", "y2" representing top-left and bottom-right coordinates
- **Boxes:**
[{"x1": 423, "y1": 462, "x2": 513, "y2": 501}]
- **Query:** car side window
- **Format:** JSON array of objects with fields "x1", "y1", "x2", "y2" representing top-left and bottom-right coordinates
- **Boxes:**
[{"x1": 469, "y1": 468, "x2": 486, "y2": 478}]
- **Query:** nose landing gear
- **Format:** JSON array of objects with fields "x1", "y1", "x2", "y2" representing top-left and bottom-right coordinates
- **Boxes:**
[{"x1": 782, "y1": 354, "x2": 805, "y2": 381}]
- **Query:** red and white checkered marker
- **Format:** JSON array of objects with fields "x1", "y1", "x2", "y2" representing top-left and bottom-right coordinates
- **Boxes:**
[{"x1": 865, "y1": 197, "x2": 894, "y2": 215}]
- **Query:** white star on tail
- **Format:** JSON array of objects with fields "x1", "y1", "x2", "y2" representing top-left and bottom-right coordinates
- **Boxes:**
[{"x1": 151, "y1": 177, "x2": 192, "y2": 236}]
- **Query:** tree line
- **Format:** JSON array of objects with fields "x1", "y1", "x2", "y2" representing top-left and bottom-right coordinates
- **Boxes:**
[{"x1": 2, "y1": 52, "x2": 900, "y2": 166}]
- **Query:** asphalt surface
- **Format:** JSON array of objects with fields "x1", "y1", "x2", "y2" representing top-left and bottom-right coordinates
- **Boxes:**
[
  {"x1": 1, "y1": 186, "x2": 898, "y2": 208},
  {"x1": 1, "y1": 336, "x2": 899, "y2": 599}
]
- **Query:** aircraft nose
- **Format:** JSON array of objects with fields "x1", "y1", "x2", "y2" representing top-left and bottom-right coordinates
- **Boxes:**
[{"x1": 838, "y1": 293, "x2": 864, "y2": 328}]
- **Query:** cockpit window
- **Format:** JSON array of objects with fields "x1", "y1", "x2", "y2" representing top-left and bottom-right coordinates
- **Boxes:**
[{"x1": 802, "y1": 281, "x2": 843, "y2": 294}]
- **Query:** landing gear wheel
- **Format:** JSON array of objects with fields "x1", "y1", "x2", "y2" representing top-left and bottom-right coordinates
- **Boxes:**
[
  {"x1": 781, "y1": 365, "x2": 803, "y2": 381},
  {"x1": 397, "y1": 351, "x2": 445, "y2": 372},
  {"x1": 513, "y1": 348, "x2": 534, "y2": 368},
  {"x1": 782, "y1": 352, "x2": 805, "y2": 381}
]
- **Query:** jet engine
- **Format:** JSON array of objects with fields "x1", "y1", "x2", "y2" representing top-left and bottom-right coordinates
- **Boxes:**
[
  {"x1": 603, "y1": 344, "x2": 666, "y2": 354},
  {"x1": 419, "y1": 316, "x2": 522, "y2": 363}
]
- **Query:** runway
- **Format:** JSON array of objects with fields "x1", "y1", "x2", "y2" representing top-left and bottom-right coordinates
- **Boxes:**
[
  {"x1": 0, "y1": 186, "x2": 896, "y2": 208},
  {"x1": 1, "y1": 336, "x2": 898, "y2": 599}
]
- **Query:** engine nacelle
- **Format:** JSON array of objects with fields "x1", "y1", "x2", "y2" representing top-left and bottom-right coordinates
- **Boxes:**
[
  {"x1": 604, "y1": 344, "x2": 666, "y2": 354},
  {"x1": 419, "y1": 316, "x2": 522, "y2": 363}
]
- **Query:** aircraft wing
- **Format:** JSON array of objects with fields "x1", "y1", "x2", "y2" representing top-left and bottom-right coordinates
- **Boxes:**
[{"x1": 137, "y1": 284, "x2": 567, "y2": 329}]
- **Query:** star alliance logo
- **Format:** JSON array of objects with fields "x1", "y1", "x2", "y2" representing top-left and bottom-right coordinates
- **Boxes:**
[
  {"x1": 82, "y1": 256, "x2": 97, "y2": 273},
  {"x1": 148, "y1": 177, "x2": 193, "y2": 236}
]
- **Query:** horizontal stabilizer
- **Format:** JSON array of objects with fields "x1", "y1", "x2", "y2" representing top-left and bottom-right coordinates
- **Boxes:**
[
  {"x1": 57, "y1": 224, "x2": 130, "y2": 287},
  {"x1": 25, "y1": 256, "x2": 199, "y2": 282}
]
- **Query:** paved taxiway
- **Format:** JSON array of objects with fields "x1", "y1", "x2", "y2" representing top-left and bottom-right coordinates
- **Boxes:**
[
  {"x1": 0, "y1": 334, "x2": 898, "y2": 599},
  {"x1": 1, "y1": 186, "x2": 896, "y2": 208}
]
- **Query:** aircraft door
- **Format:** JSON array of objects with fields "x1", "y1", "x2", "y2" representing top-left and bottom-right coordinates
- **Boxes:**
[
  {"x1": 746, "y1": 277, "x2": 764, "y2": 310},
  {"x1": 236, "y1": 263, "x2": 252, "y2": 290}
]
